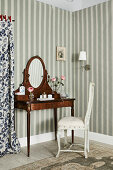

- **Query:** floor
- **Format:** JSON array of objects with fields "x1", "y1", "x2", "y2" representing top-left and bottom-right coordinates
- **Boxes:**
[
  {"x1": 0, "y1": 140, "x2": 58, "y2": 170},
  {"x1": 0, "y1": 138, "x2": 113, "y2": 170}
]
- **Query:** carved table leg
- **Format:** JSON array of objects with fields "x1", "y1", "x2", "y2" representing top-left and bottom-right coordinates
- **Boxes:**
[
  {"x1": 27, "y1": 110, "x2": 30, "y2": 157},
  {"x1": 71, "y1": 104, "x2": 74, "y2": 144},
  {"x1": 54, "y1": 108, "x2": 57, "y2": 140}
]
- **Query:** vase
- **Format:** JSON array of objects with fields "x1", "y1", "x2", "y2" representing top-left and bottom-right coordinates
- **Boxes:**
[
  {"x1": 58, "y1": 88, "x2": 66, "y2": 98},
  {"x1": 29, "y1": 92, "x2": 34, "y2": 100},
  {"x1": 60, "y1": 91, "x2": 66, "y2": 98}
]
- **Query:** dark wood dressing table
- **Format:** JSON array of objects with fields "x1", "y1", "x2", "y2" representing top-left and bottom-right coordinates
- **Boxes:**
[{"x1": 14, "y1": 56, "x2": 75, "y2": 157}]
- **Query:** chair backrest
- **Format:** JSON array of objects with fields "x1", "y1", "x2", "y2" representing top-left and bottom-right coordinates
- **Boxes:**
[{"x1": 85, "y1": 82, "x2": 95, "y2": 127}]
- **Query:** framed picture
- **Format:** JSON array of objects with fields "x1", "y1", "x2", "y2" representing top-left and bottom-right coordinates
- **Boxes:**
[{"x1": 56, "y1": 46, "x2": 66, "y2": 61}]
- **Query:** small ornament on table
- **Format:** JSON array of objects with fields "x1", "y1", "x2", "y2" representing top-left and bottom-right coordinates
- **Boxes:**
[
  {"x1": 27, "y1": 87, "x2": 34, "y2": 100},
  {"x1": 42, "y1": 92, "x2": 47, "y2": 98},
  {"x1": 19, "y1": 83, "x2": 25, "y2": 95}
]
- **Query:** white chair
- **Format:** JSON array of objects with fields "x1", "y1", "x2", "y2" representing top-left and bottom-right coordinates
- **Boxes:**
[{"x1": 56, "y1": 82, "x2": 95, "y2": 158}]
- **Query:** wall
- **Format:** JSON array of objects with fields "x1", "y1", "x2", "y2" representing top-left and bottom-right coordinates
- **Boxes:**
[
  {"x1": 81, "y1": 0, "x2": 109, "y2": 11},
  {"x1": 0, "y1": 0, "x2": 74, "y2": 138},
  {"x1": 73, "y1": 0, "x2": 113, "y2": 136},
  {"x1": 0, "y1": 0, "x2": 113, "y2": 138}
]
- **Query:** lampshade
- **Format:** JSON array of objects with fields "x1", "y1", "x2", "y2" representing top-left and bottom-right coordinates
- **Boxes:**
[{"x1": 79, "y1": 51, "x2": 86, "y2": 61}]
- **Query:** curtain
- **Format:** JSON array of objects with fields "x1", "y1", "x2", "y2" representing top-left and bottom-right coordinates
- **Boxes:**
[{"x1": 0, "y1": 20, "x2": 20, "y2": 156}]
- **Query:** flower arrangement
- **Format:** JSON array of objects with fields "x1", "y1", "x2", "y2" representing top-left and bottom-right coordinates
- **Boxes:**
[
  {"x1": 48, "y1": 75, "x2": 65, "y2": 92},
  {"x1": 27, "y1": 87, "x2": 34, "y2": 100},
  {"x1": 27, "y1": 87, "x2": 34, "y2": 93}
]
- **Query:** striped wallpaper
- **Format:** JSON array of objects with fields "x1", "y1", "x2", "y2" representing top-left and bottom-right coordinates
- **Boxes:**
[
  {"x1": 0, "y1": 0, "x2": 74, "y2": 138},
  {"x1": 73, "y1": 0, "x2": 113, "y2": 136},
  {"x1": 0, "y1": 0, "x2": 113, "y2": 138}
]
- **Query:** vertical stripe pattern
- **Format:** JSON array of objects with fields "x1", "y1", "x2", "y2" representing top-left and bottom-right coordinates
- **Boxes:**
[
  {"x1": 74, "y1": 0, "x2": 113, "y2": 136},
  {"x1": 0, "y1": 0, "x2": 113, "y2": 138},
  {"x1": 0, "y1": 0, "x2": 73, "y2": 138}
]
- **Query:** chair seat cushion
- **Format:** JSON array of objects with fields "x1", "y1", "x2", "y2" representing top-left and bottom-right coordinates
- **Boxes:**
[{"x1": 58, "y1": 116, "x2": 85, "y2": 130}]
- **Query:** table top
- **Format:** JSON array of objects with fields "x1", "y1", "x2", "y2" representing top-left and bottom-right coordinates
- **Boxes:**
[
  {"x1": 14, "y1": 97, "x2": 75, "y2": 111},
  {"x1": 15, "y1": 97, "x2": 75, "y2": 104}
]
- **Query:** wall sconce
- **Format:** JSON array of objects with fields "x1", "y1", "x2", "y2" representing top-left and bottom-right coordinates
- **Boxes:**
[{"x1": 78, "y1": 51, "x2": 90, "y2": 71}]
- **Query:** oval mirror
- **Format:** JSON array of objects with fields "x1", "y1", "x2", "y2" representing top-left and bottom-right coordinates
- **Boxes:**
[{"x1": 28, "y1": 58, "x2": 43, "y2": 88}]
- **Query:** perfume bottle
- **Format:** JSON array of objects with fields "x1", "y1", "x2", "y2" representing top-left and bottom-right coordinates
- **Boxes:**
[{"x1": 42, "y1": 92, "x2": 47, "y2": 98}]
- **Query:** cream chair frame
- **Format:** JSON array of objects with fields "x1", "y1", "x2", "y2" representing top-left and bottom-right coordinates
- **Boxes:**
[{"x1": 56, "y1": 82, "x2": 95, "y2": 158}]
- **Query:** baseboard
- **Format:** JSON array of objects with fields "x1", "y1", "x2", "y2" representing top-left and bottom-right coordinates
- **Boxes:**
[
  {"x1": 19, "y1": 131, "x2": 113, "y2": 147},
  {"x1": 19, "y1": 132, "x2": 55, "y2": 147},
  {"x1": 74, "y1": 130, "x2": 113, "y2": 146}
]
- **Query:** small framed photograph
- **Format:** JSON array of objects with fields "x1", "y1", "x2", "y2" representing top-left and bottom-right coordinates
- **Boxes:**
[{"x1": 56, "y1": 46, "x2": 66, "y2": 61}]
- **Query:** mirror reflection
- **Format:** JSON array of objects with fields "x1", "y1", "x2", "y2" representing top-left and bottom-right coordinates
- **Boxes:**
[{"x1": 28, "y1": 58, "x2": 43, "y2": 88}]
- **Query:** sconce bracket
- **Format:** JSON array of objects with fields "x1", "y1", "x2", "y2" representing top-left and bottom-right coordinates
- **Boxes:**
[{"x1": 84, "y1": 64, "x2": 90, "y2": 71}]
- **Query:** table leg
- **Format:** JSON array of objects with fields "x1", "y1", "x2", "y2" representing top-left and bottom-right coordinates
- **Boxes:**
[
  {"x1": 27, "y1": 111, "x2": 30, "y2": 157},
  {"x1": 71, "y1": 104, "x2": 74, "y2": 143},
  {"x1": 54, "y1": 108, "x2": 57, "y2": 140}
]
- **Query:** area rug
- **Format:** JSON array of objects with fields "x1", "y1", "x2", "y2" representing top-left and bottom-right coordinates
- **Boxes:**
[{"x1": 12, "y1": 142, "x2": 113, "y2": 170}]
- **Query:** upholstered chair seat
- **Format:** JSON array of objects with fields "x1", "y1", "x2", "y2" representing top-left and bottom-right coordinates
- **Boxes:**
[
  {"x1": 56, "y1": 82, "x2": 95, "y2": 159},
  {"x1": 58, "y1": 117, "x2": 85, "y2": 130}
]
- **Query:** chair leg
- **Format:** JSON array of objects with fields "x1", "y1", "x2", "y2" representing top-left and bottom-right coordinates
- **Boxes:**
[
  {"x1": 84, "y1": 130, "x2": 88, "y2": 158},
  {"x1": 87, "y1": 128, "x2": 89, "y2": 152},
  {"x1": 64, "y1": 130, "x2": 68, "y2": 146},
  {"x1": 56, "y1": 130, "x2": 61, "y2": 158}
]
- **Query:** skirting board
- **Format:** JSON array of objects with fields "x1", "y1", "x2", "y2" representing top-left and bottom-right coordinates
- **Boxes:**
[{"x1": 19, "y1": 131, "x2": 113, "y2": 147}]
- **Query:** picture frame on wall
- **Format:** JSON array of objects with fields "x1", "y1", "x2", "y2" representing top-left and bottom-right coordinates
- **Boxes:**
[{"x1": 56, "y1": 46, "x2": 66, "y2": 61}]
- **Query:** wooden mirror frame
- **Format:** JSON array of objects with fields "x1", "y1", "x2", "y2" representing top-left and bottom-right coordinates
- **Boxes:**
[
  {"x1": 15, "y1": 56, "x2": 60, "y2": 100},
  {"x1": 25, "y1": 56, "x2": 46, "y2": 92}
]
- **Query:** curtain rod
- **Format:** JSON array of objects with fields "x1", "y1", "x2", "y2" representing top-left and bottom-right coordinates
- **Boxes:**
[{"x1": 0, "y1": 15, "x2": 15, "y2": 22}]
